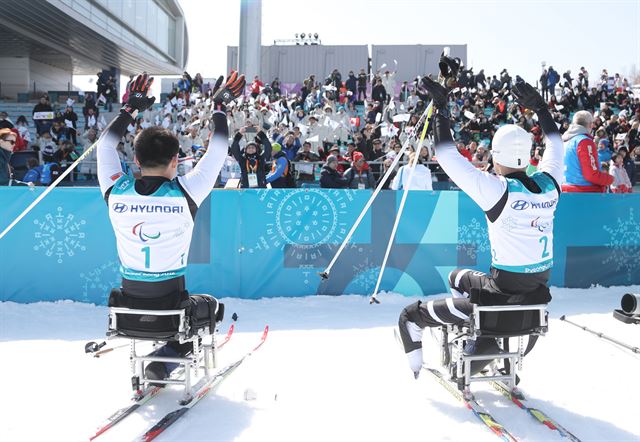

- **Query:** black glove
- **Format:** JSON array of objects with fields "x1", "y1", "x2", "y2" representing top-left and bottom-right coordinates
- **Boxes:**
[
  {"x1": 254, "y1": 130, "x2": 265, "y2": 145},
  {"x1": 512, "y1": 77, "x2": 547, "y2": 113},
  {"x1": 122, "y1": 74, "x2": 155, "y2": 116},
  {"x1": 438, "y1": 53, "x2": 461, "y2": 89},
  {"x1": 420, "y1": 77, "x2": 450, "y2": 117},
  {"x1": 212, "y1": 71, "x2": 246, "y2": 112},
  {"x1": 512, "y1": 76, "x2": 558, "y2": 135}
]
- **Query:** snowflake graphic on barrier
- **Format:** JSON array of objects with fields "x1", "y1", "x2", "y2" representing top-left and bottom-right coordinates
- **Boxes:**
[
  {"x1": 248, "y1": 189, "x2": 356, "y2": 263},
  {"x1": 33, "y1": 206, "x2": 87, "y2": 263},
  {"x1": 602, "y1": 208, "x2": 640, "y2": 282},
  {"x1": 351, "y1": 256, "x2": 381, "y2": 292},
  {"x1": 457, "y1": 217, "x2": 490, "y2": 260},
  {"x1": 79, "y1": 260, "x2": 120, "y2": 303}
]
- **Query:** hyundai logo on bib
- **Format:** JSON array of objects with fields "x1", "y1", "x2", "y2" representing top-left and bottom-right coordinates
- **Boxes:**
[
  {"x1": 511, "y1": 200, "x2": 529, "y2": 210},
  {"x1": 112, "y1": 203, "x2": 128, "y2": 213},
  {"x1": 511, "y1": 199, "x2": 557, "y2": 211},
  {"x1": 110, "y1": 203, "x2": 184, "y2": 214}
]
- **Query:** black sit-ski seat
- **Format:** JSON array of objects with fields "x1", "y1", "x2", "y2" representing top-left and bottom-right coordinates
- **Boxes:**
[
  {"x1": 106, "y1": 290, "x2": 224, "y2": 404},
  {"x1": 442, "y1": 302, "x2": 548, "y2": 398}
]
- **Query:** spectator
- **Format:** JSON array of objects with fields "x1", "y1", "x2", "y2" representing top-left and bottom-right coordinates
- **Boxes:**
[
  {"x1": 597, "y1": 139, "x2": 612, "y2": 166},
  {"x1": 32, "y1": 95, "x2": 53, "y2": 136},
  {"x1": 377, "y1": 158, "x2": 397, "y2": 190},
  {"x1": 39, "y1": 132, "x2": 57, "y2": 163},
  {"x1": 617, "y1": 146, "x2": 636, "y2": 187},
  {"x1": 539, "y1": 69, "x2": 549, "y2": 100},
  {"x1": 343, "y1": 151, "x2": 375, "y2": 189},
  {"x1": 372, "y1": 78, "x2": 387, "y2": 104},
  {"x1": 547, "y1": 66, "x2": 559, "y2": 97},
  {"x1": 272, "y1": 130, "x2": 300, "y2": 159},
  {"x1": 62, "y1": 105, "x2": 79, "y2": 145},
  {"x1": 357, "y1": 69, "x2": 368, "y2": 101},
  {"x1": 9, "y1": 127, "x2": 27, "y2": 152},
  {"x1": 15, "y1": 115, "x2": 31, "y2": 146},
  {"x1": 391, "y1": 152, "x2": 433, "y2": 190},
  {"x1": 22, "y1": 157, "x2": 43, "y2": 185},
  {"x1": 562, "y1": 110, "x2": 613, "y2": 192},
  {"x1": 0, "y1": 111, "x2": 13, "y2": 129},
  {"x1": 609, "y1": 153, "x2": 633, "y2": 193},
  {"x1": 266, "y1": 143, "x2": 295, "y2": 188},
  {"x1": 250, "y1": 76, "x2": 264, "y2": 99},
  {"x1": 345, "y1": 71, "x2": 357, "y2": 100},
  {"x1": 79, "y1": 128, "x2": 98, "y2": 179},
  {"x1": 320, "y1": 155, "x2": 349, "y2": 188},
  {"x1": 85, "y1": 107, "x2": 99, "y2": 131},
  {"x1": 230, "y1": 128, "x2": 272, "y2": 188},
  {"x1": 294, "y1": 142, "x2": 321, "y2": 182},
  {"x1": 457, "y1": 142, "x2": 473, "y2": 161},
  {"x1": 0, "y1": 128, "x2": 16, "y2": 185}
]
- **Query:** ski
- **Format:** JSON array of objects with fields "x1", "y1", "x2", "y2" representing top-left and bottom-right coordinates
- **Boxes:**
[
  {"x1": 137, "y1": 325, "x2": 269, "y2": 442},
  {"x1": 393, "y1": 328, "x2": 517, "y2": 441},
  {"x1": 488, "y1": 380, "x2": 581, "y2": 442},
  {"x1": 88, "y1": 321, "x2": 237, "y2": 440},
  {"x1": 423, "y1": 367, "x2": 519, "y2": 442},
  {"x1": 216, "y1": 322, "x2": 235, "y2": 350}
]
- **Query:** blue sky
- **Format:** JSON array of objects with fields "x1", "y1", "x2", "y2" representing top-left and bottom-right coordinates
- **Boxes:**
[{"x1": 181, "y1": 0, "x2": 640, "y2": 85}]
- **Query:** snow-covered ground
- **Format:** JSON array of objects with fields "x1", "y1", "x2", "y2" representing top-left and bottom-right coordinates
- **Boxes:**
[{"x1": 1, "y1": 286, "x2": 639, "y2": 442}]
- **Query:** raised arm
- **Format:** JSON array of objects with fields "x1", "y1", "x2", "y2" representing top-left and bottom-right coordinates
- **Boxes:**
[
  {"x1": 179, "y1": 72, "x2": 245, "y2": 206},
  {"x1": 98, "y1": 74, "x2": 156, "y2": 197},
  {"x1": 511, "y1": 77, "x2": 564, "y2": 186},
  {"x1": 421, "y1": 76, "x2": 506, "y2": 211}
]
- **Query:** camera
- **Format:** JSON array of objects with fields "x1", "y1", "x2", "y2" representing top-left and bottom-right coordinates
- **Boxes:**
[{"x1": 613, "y1": 293, "x2": 640, "y2": 324}]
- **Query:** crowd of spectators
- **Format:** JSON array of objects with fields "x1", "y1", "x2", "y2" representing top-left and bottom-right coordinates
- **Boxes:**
[{"x1": 1, "y1": 64, "x2": 639, "y2": 192}]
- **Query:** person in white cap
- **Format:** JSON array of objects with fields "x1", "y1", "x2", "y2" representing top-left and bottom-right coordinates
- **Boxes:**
[{"x1": 397, "y1": 74, "x2": 564, "y2": 378}]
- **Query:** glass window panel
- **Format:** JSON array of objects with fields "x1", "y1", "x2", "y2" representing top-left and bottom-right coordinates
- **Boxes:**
[
  {"x1": 168, "y1": 17, "x2": 176, "y2": 57},
  {"x1": 122, "y1": 0, "x2": 135, "y2": 24},
  {"x1": 107, "y1": 0, "x2": 123, "y2": 18},
  {"x1": 156, "y1": 10, "x2": 169, "y2": 53},
  {"x1": 134, "y1": 0, "x2": 147, "y2": 37},
  {"x1": 147, "y1": 3, "x2": 158, "y2": 43}
]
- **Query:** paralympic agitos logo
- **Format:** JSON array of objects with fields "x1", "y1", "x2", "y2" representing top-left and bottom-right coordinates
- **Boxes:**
[{"x1": 132, "y1": 222, "x2": 161, "y2": 242}]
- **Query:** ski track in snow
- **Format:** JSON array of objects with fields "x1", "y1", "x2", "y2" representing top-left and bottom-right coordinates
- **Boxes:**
[{"x1": 1, "y1": 286, "x2": 639, "y2": 442}]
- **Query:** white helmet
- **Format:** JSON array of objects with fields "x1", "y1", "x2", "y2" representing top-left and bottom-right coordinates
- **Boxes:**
[{"x1": 491, "y1": 125, "x2": 532, "y2": 169}]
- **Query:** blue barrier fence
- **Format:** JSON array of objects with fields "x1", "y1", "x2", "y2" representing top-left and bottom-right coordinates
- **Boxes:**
[{"x1": 1, "y1": 187, "x2": 639, "y2": 304}]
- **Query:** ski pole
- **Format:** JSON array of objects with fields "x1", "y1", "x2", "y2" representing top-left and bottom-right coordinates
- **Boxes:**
[
  {"x1": 559, "y1": 315, "x2": 639, "y2": 354},
  {"x1": 0, "y1": 139, "x2": 99, "y2": 241},
  {"x1": 369, "y1": 103, "x2": 433, "y2": 304},
  {"x1": 318, "y1": 101, "x2": 433, "y2": 281}
]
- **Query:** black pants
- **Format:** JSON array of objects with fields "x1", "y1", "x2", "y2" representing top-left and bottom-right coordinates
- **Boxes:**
[
  {"x1": 398, "y1": 267, "x2": 550, "y2": 354},
  {"x1": 113, "y1": 277, "x2": 222, "y2": 355}
]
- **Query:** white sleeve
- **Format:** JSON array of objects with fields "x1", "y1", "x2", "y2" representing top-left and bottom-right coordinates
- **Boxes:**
[
  {"x1": 537, "y1": 133, "x2": 564, "y2": 186},
  {"x1": 434, "y1": 142, "x2": 507, "y2": 211},
  {"x1": 178, "y1": 111, "x2": 228, "y2": 206},
  {"x1": 97, "y1": 112, "x2": 132, "y2": 196}
]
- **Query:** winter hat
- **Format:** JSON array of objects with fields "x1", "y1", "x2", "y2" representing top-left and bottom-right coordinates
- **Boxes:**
[
  {"x1": 326, "y1": 155, "x2": 338, "y2": 165},
  {"x1": 271, "y1": 142, "x2": 282, "y2": 153},
  {"x1": 491, "y1": 125, "x2": 531, "y2": 169},
  {"x1": 352, "y1": 151, "x2": 365, "y2": 162}
]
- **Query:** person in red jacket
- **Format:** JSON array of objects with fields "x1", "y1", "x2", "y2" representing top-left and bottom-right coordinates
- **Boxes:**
[
  {"x1": 249, "y1": 76, "x2": 263, "y2": 99},
  {"x1": 561, "y1": 110, "x2": 613, "y2": 192}
]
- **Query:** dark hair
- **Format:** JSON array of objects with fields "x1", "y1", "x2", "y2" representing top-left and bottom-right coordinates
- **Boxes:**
[{"x1": 134, "y1": 127, "x2": 179, "y2": 168}]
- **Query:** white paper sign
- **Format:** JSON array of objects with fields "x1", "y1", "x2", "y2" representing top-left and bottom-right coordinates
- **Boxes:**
[
  {"x1": 464, "y1": 111, "x2": 476, "y2": 120},
  {"x1": 33, "y1": 112, "x2": 54, "y2": 120},
  {"x1": 392, "y1": 114, "x2": 411, "y2": 123}
]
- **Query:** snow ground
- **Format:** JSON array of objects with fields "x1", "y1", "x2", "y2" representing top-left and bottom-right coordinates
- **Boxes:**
[{"x1": 1, "y1": 286, "x2": 639, "y2": 442}]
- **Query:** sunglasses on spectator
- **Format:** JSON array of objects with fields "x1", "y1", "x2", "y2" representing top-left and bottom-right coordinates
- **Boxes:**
[{"x1": 2, "y1": 138, "x2": 16, "y2": 145}]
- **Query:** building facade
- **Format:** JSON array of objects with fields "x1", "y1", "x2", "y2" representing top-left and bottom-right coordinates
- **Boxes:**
[{"x1": 0, "y1": 0, "x2": 188, "y2": 98}]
